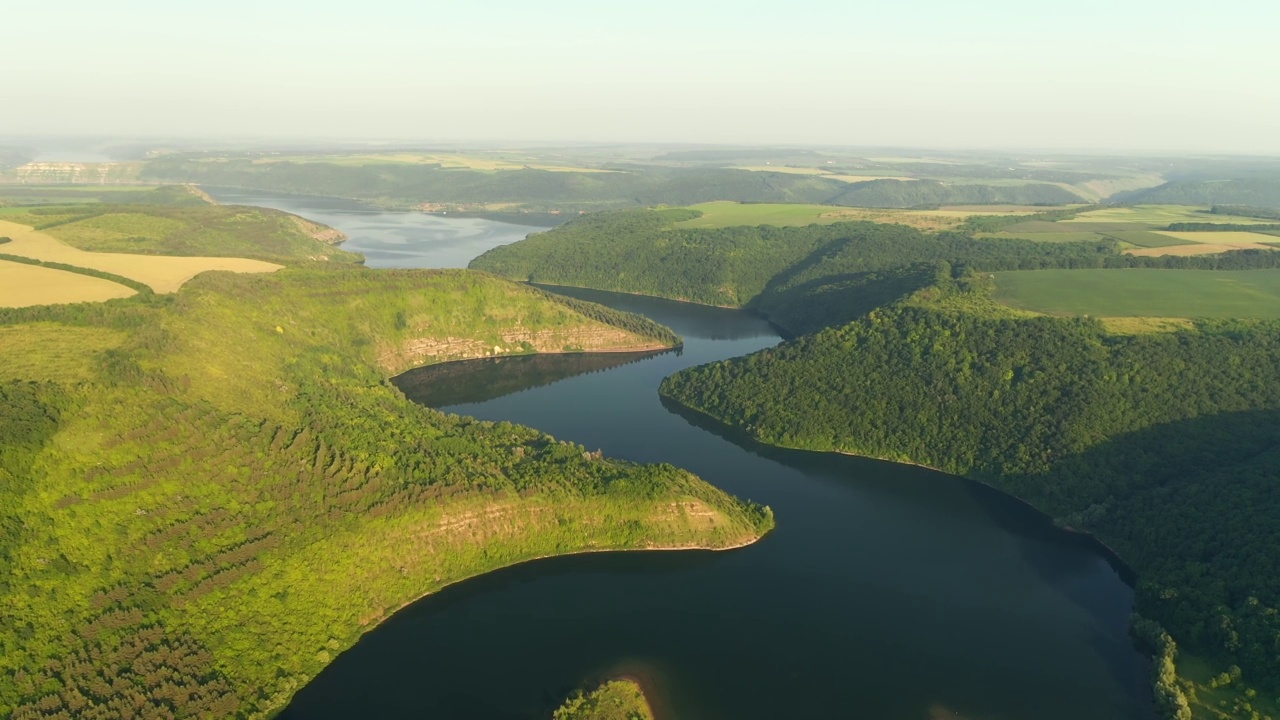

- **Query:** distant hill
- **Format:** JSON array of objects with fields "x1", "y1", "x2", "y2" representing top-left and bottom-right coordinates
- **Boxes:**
[
  {"x1": 827, "y1": 178, "x2": 1082, "y2": 208},
  {"x1": 1113, "y1": 178, "x2": 1280, "y2": 208},
  {"x1": 141, "y1": 156, "x2": 1088, "y2": 212}
]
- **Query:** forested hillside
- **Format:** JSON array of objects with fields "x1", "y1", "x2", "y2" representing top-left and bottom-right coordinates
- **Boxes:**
[
  {"x1": 659, "y1": 276, "x2": 1280, "y2": 709},
  {"x1": 0, "y1": 218, "x2": 769, "y2": 717},
  {"x1": 471, "y1": 207, "x2": 1280, "y2": 334},
  {"x1": 139, "y1": 156, "x2": 1088, "y2": 212},
  {"x1": 1116, "y1": 178, "x2": 1280, "y2": 208},
  {"x1": 825, "y1": 178, "x2": 1080, "y2": 207}
]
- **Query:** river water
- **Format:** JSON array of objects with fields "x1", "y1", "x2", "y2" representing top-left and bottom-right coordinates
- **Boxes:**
[{"x1": 214, "y1": 189, "x2": 1151, "y2": 719}]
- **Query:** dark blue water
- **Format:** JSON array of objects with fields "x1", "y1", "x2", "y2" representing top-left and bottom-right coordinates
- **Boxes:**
[{"x1": 222, "y1": 195, "x2": 1151, "y2": 719}]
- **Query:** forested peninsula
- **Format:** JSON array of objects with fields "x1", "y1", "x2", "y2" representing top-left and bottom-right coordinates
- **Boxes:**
[
  {"x1": 475, "y1": 206, "x2": 1280, "y2": 718},
  {"x1": 0, "y1": 205, "x2": 772, "y2": 718}
]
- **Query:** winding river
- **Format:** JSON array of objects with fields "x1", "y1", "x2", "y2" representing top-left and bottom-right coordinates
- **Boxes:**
[{"x1": 210, "y1": 189, "x2": 1152, "y2": 719}]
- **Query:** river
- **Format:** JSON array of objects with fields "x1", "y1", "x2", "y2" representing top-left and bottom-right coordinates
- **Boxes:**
[{"x1": 210, "y1": 189, "x2": 1152, "y2": 719}]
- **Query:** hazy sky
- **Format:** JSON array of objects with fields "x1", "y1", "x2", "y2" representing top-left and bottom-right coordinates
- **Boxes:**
[{"x1": 6, "y1": 0, "x2": 1279, "y2": 153}]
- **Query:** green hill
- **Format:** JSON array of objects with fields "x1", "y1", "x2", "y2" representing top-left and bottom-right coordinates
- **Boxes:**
[
  {"x1": 1115, "y1": 179, "x2": 1280, "y2": 208},
  {"x1": 826, "y1": 178, "x2": 1082, "y2": 207},
  {"x1": 0, "y1": 202, "x2": 362, "y2": 265},
  {"x1": 472, "y1": 206, "x2": 1280, "y2": 334},
  {"x1": 659, "y1": 276, "x2": 1280, "y2": 715},
  {"x1": 0, "y1": 208, "x2": 770, "y2": 717},
  {"x1": 139, "y1": 155, "x2": 1086, "y2": 213}
]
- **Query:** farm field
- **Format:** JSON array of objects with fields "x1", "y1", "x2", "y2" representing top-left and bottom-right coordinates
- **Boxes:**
[
  {"x1": 992, "y1": 268, "x2": 1280, "y2": 319},
  {"x1": 240, "y1": 152, "x2": 616, "y2": 173},
  {"x1": 0, "y1": 219, "x2": 281, "y2": 293},
  {"x1": 673, "y1": 201, "x2": 1046, "y2": 230},
  {"x1": 0, "y1": 259, "x2": 135, "y2": 307},
  {"x1": 1065, "y1": 205, "x2": 1271, "y2": 225},
  {"x1": 1155, "y1": 230, "x2": 1280, "y2": 247}
]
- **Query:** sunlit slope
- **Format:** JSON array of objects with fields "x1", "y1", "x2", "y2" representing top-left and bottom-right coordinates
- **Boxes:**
[{"x1": 0, "y1": 267, "x2": 770, "y2": 718}]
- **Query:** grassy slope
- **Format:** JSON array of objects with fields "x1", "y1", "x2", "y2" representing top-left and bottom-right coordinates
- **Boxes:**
[
  {"x1": 1, "y1": 203, "x2": 361, "y2": 264},
  {"x1": 0, "y1": 211, "x2": 770, "y2": 717},
  {"x1": 993, "y1": 268, "x2": 1280, "y2": 319}
]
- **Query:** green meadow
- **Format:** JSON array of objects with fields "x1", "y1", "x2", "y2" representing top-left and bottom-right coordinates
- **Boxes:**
[
  {"x1": 672, "y1": 201, "x2": 1039, "y2": 230},
  {"x1": 992, "y1": 268, "x2": 1280, "y2": 318}
]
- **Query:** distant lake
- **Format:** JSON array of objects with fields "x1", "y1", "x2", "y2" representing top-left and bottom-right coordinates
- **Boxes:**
[
  {"x1": 203, "y1": 187, "x2": 549, "y2": 268},
  {"x1": 209, "y1": 198, "x2": 1153, "y2": 719}
]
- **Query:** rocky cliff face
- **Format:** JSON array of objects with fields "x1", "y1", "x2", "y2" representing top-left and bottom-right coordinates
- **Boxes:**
[{"x1": 378, "y1": 325, "x2": 673, "y2": 375}]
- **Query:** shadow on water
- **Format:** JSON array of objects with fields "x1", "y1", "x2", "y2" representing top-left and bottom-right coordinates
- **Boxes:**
[{"x1": 395, "y1": 350, "x2": 675, "y2": 407}]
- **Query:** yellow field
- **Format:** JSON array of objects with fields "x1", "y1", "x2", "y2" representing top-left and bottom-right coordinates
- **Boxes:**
[
  {"x1": 0, "y1": 259, "x2": 136, "y2": 307},
  {"x1": 825, "y1": 174, "x2": 908, "y2": 183},
  {"x1": 0, "y1": 220, "x2": 281, "y2": 293},
  {"x1": 731, "y1": 166, "x2": 907, "y2": 183},
  {"x1": 1065, "y1": 205, "x2": 1270, "y2": 225},
  {"x1": 1155, "y1": 231, "x2": 1278, "y2": 247},
  {"x1": 1097, "y1": 317, "x2": 1195, "y2": 335}
]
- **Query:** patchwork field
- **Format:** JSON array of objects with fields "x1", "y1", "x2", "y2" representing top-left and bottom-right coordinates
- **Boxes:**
[
  {"x1": 0, "y1": 219, "x2": 281, "y2": 293},
  {"x1": 673, "y1": 201, "x2": 1045, "y2": 230},
  {"x1": 1065, "y1": 205, "x2": 1270, "y2": 225},
  {"x1": 0, "y1": 259, "x2": 136, "y2": 307},
  {"x1": 992, "y1": 268, "x2": 1280, "y2": 319}
]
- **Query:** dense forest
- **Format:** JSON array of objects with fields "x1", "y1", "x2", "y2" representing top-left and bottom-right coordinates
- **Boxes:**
[
  {"x1": 1117, "y1": 178, "x2": 1280, "y2": 209},
  {"x1": 138, "y1": 156, "x2": 1086, "y2": 212},
  {"x1": 0, "y1": 216, "x2": 770, "y2": 717},
  {"x1": 471, "y1": 207, "x2": 1280, "y2": 334},
  {"x1": 659, "y1": 275, "x2": 1280, "y2": 705},
  {"x1": 825, "y1": 178, "x2": 1079, "y2": 207},
  {"x1": 478, "y1": 203, "x2": 1280, "y2": 715}
]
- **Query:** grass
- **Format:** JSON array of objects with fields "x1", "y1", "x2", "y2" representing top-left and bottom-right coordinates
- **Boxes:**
[
  {"x1": 0, "y1": 323, "x2": 126, "y2": 381},
  {"x1": 673, "y1": 201, "x2": 1043, "y2": 230},
  {"x1": 1178, "y1": 653, "x2": 1280, "y2": 720},
  {"x1": 992, "y1": 269, "x2": 1280, "y2": 319},
  {"x1": 1097, "y1": 316, "x2": 1196, "y2": 334},
  {"x1": 0, "y1": 219, "x2": 282, "y2": 293},
  {"x1": 0, "y1": 259, "x2": 135, "y2": 307},
  {"x1": 1108, "y1": 230, "x2": 1194, "y2": 248}
]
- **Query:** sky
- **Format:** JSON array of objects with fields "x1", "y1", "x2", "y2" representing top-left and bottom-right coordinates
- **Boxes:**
[{"x1": 6, "y1": 0, "x2": 1280, "y2": 154}]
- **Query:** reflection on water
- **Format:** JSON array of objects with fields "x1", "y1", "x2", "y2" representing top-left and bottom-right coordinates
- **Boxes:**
[{"x1": 396, "y1": 350, "x2": 674, "y2": 407}]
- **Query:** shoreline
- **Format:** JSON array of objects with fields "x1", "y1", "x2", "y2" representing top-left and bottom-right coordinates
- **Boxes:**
[
  {"x1": 368, "y1": 533, "x2": 763, "y2": 629},
  {"x1": 661, "y1": 390, "x2": 1139, "y2": 583}
]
